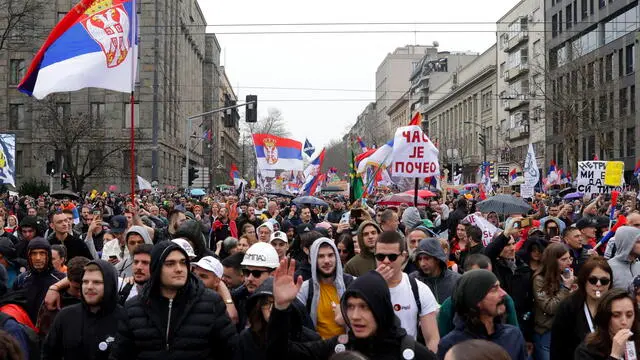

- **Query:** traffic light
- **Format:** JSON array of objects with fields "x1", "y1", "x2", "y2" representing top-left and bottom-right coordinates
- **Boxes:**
[
  {"x1": 224, "y1": 100, "x2": 236, "y2": 128},
  {"x1": 188, "y1": 167, "x2": 199, "y2": 186},
  {"x1": 478, "y1": 133, "x2": 486, "y2": 147},
  {"x1": 46, "y1": 161, "x2": 57, "y2": 176},
  {"x1": 245, "y1": 95, "x2": 257, "y2": 123},
  {"x1": 61, "y1": 173, "x2": 69, "y2": 189}
]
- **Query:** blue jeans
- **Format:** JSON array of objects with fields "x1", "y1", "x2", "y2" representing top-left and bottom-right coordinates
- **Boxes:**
[{"x1": 533, "y1": 331, "x2": 551, "y2": 360}]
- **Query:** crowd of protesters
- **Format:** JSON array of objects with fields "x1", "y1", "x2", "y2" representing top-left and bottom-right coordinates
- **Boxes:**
[{"x1": 0, "y1": 187, "x2": 637, "y2": 359}]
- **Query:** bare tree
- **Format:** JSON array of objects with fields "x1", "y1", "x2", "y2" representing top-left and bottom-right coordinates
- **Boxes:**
[
  {"x1": 36, "y1": 98, "x2": 132, "y2": 192},
  {"x1": 246, "y1": 108, "x2": 291, "y2": 137},
  {"x1": 323, "y1": 138, "x2": 349, "y2": 175},
  {"x1": 0, "y1": 0, "x2": 46, "y2": 52}
]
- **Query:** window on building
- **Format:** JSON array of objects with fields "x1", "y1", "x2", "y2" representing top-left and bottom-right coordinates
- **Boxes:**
[
  {"x1": 627, "y1": 127, "x2": 635, "y2": 156},
  {"x1": 15, "y1": 151, "x2": 22, "y2": 176},
  {"x1": 606, "y1": 53, "x2": 613, "y2": 81},
  {"x1": 599, "y1": 95, "x2": 607, "y2": 121},
  {"x1": 124, "y1": 102, "x2": 139, "y2": 128},
  {"x1": 604, "y1": 6, "x2": 640, "y2": 44},
  {"x1": 619, "y1": 48, "x2": 624, "y2": 78},
  {"x1": 9, "y1": 104, "x2": 24, "y2": 130},
  {"x1": 605, "y1": 131, "x2": 614, "y2": 159},
  {"x1": 57, "y1": 12, "x2": 66, "y2": 23},
  {"x1": 552, "y1": 14, "x2": 558, "y2": 37},
  {"x1": 9, "y1": 60, "x2": 25, "y2": 86},
  {"x1": 90, "y1": 102, "x2": 105, "y2": 127},
  {"x1": 56, "y1": 103, "x2": 70, "y2": 120},
  {"x1": 626, "y1": 44, "x2": 635, "y2": 75},
  {"x1": 581, "y1": 0, "x2": 588, "y2": 18},
  {"x1": 586, "y1": 62, "x2": 595, "y2": 88},
  {"x1": 598, "y1": 58, "x2": 604, "y2": 84},
  {"x1": 599, "y1": 0, "x2": 605, "y2": 8},
  {"x1": 574, "y1": 0, "x2": 578, "y2": 23},
  {"x1": 620, "y1": 129, "x2": 626, "y2": 157},
  {"x1": 620, "y1": 88, "x2": 628, "y2": 116},
  {"x1": 588, "y1": 135, "x2": 596, "y2": 159},
  {"x1": 632, "y1": 85, "x2": 636, "y2": 114},
  {"x1": 609, "y1": 91, "x2": 615, "y2": 117},
  {"x1": 122, "y1": 150, "x2": 138, "y2": 175}
]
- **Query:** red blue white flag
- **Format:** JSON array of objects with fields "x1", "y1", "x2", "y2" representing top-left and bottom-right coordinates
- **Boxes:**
[
  {"x1": 253, "y1": 134, "x2": 304, "y2": 171},
  {"x1": 19, "y1": 0, "x2": 138, "y2": 99}
]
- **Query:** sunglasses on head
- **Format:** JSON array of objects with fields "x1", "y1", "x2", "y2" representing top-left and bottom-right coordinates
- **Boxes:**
[
  {"x1": 587, "y1": 276, "x2": 610, "y2": 286},
  {"x1": 374, "y1": 253, "x2": 401, "y2": 262},
  {"x1": 242, "y1": 269, "x2": 269, "y2": 278}
]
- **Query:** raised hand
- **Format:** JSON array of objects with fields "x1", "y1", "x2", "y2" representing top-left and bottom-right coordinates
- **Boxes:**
[{"x1": 273, "y1": 258, "x2": 303, "y2": 310}]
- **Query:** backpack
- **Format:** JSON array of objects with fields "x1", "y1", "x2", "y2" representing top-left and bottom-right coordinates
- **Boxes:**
[
  {"x1": 118, "y1": 282, "x2": 135, "y2": 306},
  {"x1": 408, "y1": 274, "x2": 424, "y2": 345},
  {"x1": 0, "y1": 312, "x2": 40, "y2": 360},
  {"x1": 305, "y1": 274, "x2": 355, "y2": 313}
]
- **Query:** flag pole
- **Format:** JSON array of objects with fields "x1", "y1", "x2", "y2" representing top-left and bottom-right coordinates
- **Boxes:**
[{"x1": 129, "y1": 0, "x2": 138, "y2": 203}]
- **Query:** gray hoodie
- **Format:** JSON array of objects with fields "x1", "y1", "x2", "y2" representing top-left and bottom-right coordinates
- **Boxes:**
[
  {"x1": 115, "y1": 226, "x2": 154, "y2": 277},
  {"x1": 296, "y1": 237, "x2": 348, "y2": 328},
  {"x1": 410, "y1": 237, "x2": 461, "y2": 303},
  {"x1": 607, "y1": 226, "x2": 640, "y2": 290}
]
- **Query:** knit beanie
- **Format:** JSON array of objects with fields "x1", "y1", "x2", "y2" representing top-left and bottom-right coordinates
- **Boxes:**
[{"x1": 454, "y1": 269, "x2": 498, "y2": 313}]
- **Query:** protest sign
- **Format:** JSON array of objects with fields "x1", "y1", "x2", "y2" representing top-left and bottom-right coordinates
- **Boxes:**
[
  {"x1": 520, "y1": 183, "x2": 535, "y2": 198},
  {"x1": 523, "y1": 144, "x2": 539, "y2": 187},
  {"x1": 463, "y1": 213, "x2": 499, "y2": 246},
  {"x1": 577, "y1": 161, "x2": 624, "y2": 195},
  {"x1": 604, "y1": 161, "x2": 624, "y2": 186},
  {"x1": 391, "y1": 125, "x2": 439, "y2": 178}
]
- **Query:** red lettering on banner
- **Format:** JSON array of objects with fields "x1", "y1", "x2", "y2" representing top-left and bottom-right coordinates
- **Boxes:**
[
  {"x1": 409, "y1": 147, "x2": 424, "y2": 158},
  {"x1": 394, "y1": 161, "x2": 437, "y2": 174},
  {"x1": 402, "y1": 131, "x2": 411, "y2": 143}
]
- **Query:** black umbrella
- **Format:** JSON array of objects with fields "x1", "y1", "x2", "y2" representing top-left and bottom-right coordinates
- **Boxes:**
[
  {"x1": 50, "y1": 189, "x2": 80, "y2": 201},
  {"x1": 476, "y1": 194, "x2": 531, "y2": 215},
  {"x1": 266, "y1": 189, "x2": 295, "y2": 198},
  {"x1": 292, "y1": 196, "x2": 328, "y2": 207},
  {"x1": 558, "y1": 187, "x2": 577, "y2": 197}
]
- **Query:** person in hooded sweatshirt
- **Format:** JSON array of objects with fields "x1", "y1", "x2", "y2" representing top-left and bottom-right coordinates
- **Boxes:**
[
  {"x1": 42, "y1": 259, "x2": 125, "y2": 360},
  {"x1": 344, "y1": 221, "x2": 381, "y2": 277},
  {"x1": 114, "y1": 226, "x2": 153, "y2": 278},
  {"x1": 267, "y1": 259, "x2": 436, "y2": 360},
  {"x1": 607, "y1": 226, "x2": 640, "y2": 290},
  {"x1": 297, "y1": 237, "x2": 354, "y2": 339},
  {"x1": 409, "y1": 238, "x2": 461, "y2": 304},
  {"x1": 12, "y1": 237, "x2": 65, "y2": 324},
  {"x1": 109, "y1": 241, "x2": 237, "y2": 359},
  {"x1": 174, "y1": 219, "x2": 215, "y2": 261}
]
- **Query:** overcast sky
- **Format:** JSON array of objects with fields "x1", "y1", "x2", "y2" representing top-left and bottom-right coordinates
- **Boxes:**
[{"x1": 198, "y1": 0, "x2": 521, "y2": 149}]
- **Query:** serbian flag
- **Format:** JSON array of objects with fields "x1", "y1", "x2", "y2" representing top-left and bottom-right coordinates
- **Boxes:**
[
  {"x1": 230, "y1": 163, "x2": 240, "y2": 181},
  {"x1": 19, "y1": 0, "x2": 138, "y2": 99},
  {"x1": 253, "y1": 134, "x2": 304, "y2": 171},
  {"x1": 634, "y1": 160, "x2": 640, "y2": 177},
  {"x1": 409, "y1": 112, "x2": 422, "y2": 126},
  {"x1": 356, "y1": 137, "x2": 368, "y2": 152},
  {"x1": 302, "y1": 149, "x2": 326, "y2": 195},
  {"x1": 509, "y1": 168, "x2": 517, "y2": 181}
]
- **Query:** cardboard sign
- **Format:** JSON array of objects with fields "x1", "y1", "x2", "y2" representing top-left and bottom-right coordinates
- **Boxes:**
[
  {"x1": 520, "y1": 183, "x2": 535, "y2": 198},
  {"x1": 577, "y1": 161, "x2": 624, "y2": 195},
  {"x1": 463, "y1": 213, "x2": 499, "y2": 246},
  {"x1": 604, "y1": 161, "x2": 624, "y2": 186},
  {"x1": 391, "y1": 125, "x2": 440, "y2": 178}
]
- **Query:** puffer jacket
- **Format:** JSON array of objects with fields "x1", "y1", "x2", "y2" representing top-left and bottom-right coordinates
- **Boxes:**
[{"x1": 109, "y1": 241, "x2": 237, "y2": 360}]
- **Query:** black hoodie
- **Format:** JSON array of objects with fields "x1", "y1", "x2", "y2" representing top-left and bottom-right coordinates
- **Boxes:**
[
  {"x1": 266, "y1": 271, "x2": 436, "y2": 360},
  {"x1": 42, "y1": 260, "x2": 125, "y2": 360},
  {"x1": 12, "y1": 237, "x2": 65, "y2": 323},
  {"x1": 109, "y1": 241, "x2": 237, "y2": 360}
]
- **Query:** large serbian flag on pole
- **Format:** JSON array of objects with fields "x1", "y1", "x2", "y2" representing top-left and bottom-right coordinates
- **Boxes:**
[
  {"x1": 18, "y1": 0, "x2": 138, "y2": 99},
  {"x1": 253, "y1": 134, "x2": 304, "y2": 171}
]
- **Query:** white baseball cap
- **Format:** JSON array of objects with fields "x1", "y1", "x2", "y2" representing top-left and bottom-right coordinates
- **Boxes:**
[
  {"x1": 192, "y1": 256, "x2": 223, "y2": 278},
  {"x1": 270, "y1": 231, "x2": 288, "y2": 244},
  {"x1": 257, "y1": 222, "x2": 274, "y2": 233}
]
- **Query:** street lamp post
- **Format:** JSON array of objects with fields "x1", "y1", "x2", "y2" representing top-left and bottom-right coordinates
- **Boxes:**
[{"x1": 464, "y1": 121, "x2": 487, "y2": 164}]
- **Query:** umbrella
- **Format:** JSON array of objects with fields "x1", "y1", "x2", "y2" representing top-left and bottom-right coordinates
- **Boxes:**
[
  {"x1": 463, "y1": 183, "x2": 478, "y2": 190},
  {"x1": 476, "y1": 194, "x2": 532, "y2": 215},
  {"x1": 403, "y1": 189, "x2": 437, "y2": 198},
  {"x1": 558, "y1": 187, "x2": 577, "y2": 197},
  {"x1": 563, "y1": 192, "x2": 584, "y2": 200},
  {"x1": 190, "y1": 188, "x2": 206, "y2": 196},
  {"x1": 266, "y1": 189, "x2": 295, "y2": 198},
  {"x1": 377, "y1": 193, "x2": 429, "y2": 206},
  {"x1": 292, "y1": 196, "x2": 328, "y2": 207},
  {"x1": 50, "y1": 189, "x2": 80, "y2": 200}
]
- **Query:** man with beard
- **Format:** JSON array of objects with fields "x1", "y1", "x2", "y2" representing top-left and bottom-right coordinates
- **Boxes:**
[
  {"x1": 211, "y1": 207, "x2": 238, "y2": 246},
  {"x1": 344, "y1": 221, "x2": 381, "y2": 277},
  {"x1": 15, "y1": 216, "x2": 41, "y2": 260},
  {"x1": 42, "y1": 259, "x2": 125, "y2": 360},
  {"x1": 296, "y1": 237, "x2": 354, "y2": 339},
  {"x1": 437, "y1": 269, "x2": 527, "y2": 360},
  {"x1": 116, "y1": 244, "x2": 153, "y2": 304},
  {"x1": 325, "y1": 197, "x2": 346, "y2": 228},
  {"x1": 410, "y1": 238, "x2": 461, "y2": 304}
]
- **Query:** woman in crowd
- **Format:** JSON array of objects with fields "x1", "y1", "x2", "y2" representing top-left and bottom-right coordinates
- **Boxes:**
[
  {"x1": 241, "y1": 223, "x2": 258, "y2": 245},
  {"x1": 574, "y1": 288, "x2": 640, "y2": 360},
  {"x1": 4, "y1": 215, "x2": 18, "y2": 234},
  {"x1": 516, "y1": 232, "x2": 545, "y2": 273},
  {"x1": 237, "y1": 235, "x2": 250, "y2": 253},
  {"x1": 532, "y1": 243, "x2": 574, "y2": 360},
  {"x1": 51, "y1": 244, "x2": 67, "y2": 273},
  {"x1": 335, "y1": 233, "x2": 355, "y2": 266},
  {"x1": 551, "y1": 256, "x2": 613, "y2": 360}
]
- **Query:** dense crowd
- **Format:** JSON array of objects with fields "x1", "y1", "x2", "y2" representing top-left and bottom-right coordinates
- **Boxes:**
[{"x1": 0, "y1": 189, "x2": 638, "y2": 359}]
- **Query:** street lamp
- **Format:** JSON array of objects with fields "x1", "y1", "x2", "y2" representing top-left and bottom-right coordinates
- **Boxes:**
[{"x1": 464, "y1": 121, "x2": 487, "y2": 163}]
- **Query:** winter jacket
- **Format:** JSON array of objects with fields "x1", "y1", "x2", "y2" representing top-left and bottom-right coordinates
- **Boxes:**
[
  {"x1": 47, "y1": 232, "x2": 93, "y2": 261},
  {"x1": 569, "y1": 245, "x2": 591, "y2": 275},
  {"x1": 574, "y1": 341, "x2": 626, "y2": 360},
  {"x1": 437, "y1": 317, "x2": 527, "y2": 360},
  {"x1": 293, "y1": 259, "x2": 312, "y2": 282},
  {"x1": 174, "y1": 220, "x2": 214, "y2": 261},
  {"x1": 402, "y1": 207, "x2": 422, "y2": 230},
  {"x1": 297, "y1": 238, "x2": 351, "y2": 329},
  {"x1": 42, "y1": 260, "x2": 126, "y2": 360},
  {"x1": 344, "y1": 221, "x2": 380, "y2": 277},
  {"x1": 458, "y1": 243, "x2": 485, "y2": 273},
  {"x1": 410, "y1": 238, "x2": 461, "y2": 304},
  {"x1": 550, "y1": 293, "x2": 593, "y2": 360},
  {"x1": 114, "y1": 226, "x2": 153, "y2": 278},
  {"x1": 607, "y1": 226, "x2": 640, "y2": 290},
  {"x1": 109, "y1": 241, "x2": 237, "y2": 360},
  {"x1": 532, "y1": 274, "x2": 571, "y2": 334},
  {"x1": 267, "y1": 271, "x2": 436, "y2": 360},
  {"x1": 12, "y1": 237, "x2": 65, "y2": 324},
  {"x1": 211, "y1": 218, "x2": 238, "y2": 246},
  {"x1": 437, "y1": 294, "x2": 519, "y2": 337},
  {"x1": 484, "y1": 232, "x2": 534, "y2": 340}
]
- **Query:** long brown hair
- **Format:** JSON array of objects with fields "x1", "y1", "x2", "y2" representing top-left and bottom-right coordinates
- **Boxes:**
[
  {"x1": 533, "y1": 243, "x2": 568, "y2": 295},
  {"x1": 585, "y1": 288, "x2": 640, "y2": 357}
]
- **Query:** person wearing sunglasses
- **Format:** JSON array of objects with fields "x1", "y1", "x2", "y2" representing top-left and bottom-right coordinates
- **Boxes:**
[
  {"x1": 374, "y1": 231, "x2": 439, "y2": 353},
  {"x1": 550, "y1": 256, "x2": 613, "y2": 360}
]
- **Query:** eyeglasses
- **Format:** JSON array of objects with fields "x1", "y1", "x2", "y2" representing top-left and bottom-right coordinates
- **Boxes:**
[
  {"x1": 587, "y1": 276, "x2": 611, "y2": 286},
  {"x1": 242, "y1": 269, "x2": 269, "y2": 278},
  {"x1": 374, "y1": 253, "x2": 401, "y2": 262}
]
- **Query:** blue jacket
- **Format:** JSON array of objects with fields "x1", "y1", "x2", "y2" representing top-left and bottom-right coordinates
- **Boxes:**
[{"x1": 437, "y1": 317, "x2": 527, "y2": 360}]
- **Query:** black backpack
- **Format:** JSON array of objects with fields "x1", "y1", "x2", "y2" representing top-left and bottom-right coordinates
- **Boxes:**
[
  {"x1": 0, "y1": 312, "x2": 40, "y2": 360},
  {"x1": 118, "y1": 282, "x2": 135, "y2": 306},
  {"x1": 407, "y1": 274, "x2": 424, "y2": 344},
  {"x1": 305, "y1": 274, "x2": 355, "y2": 313}
]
